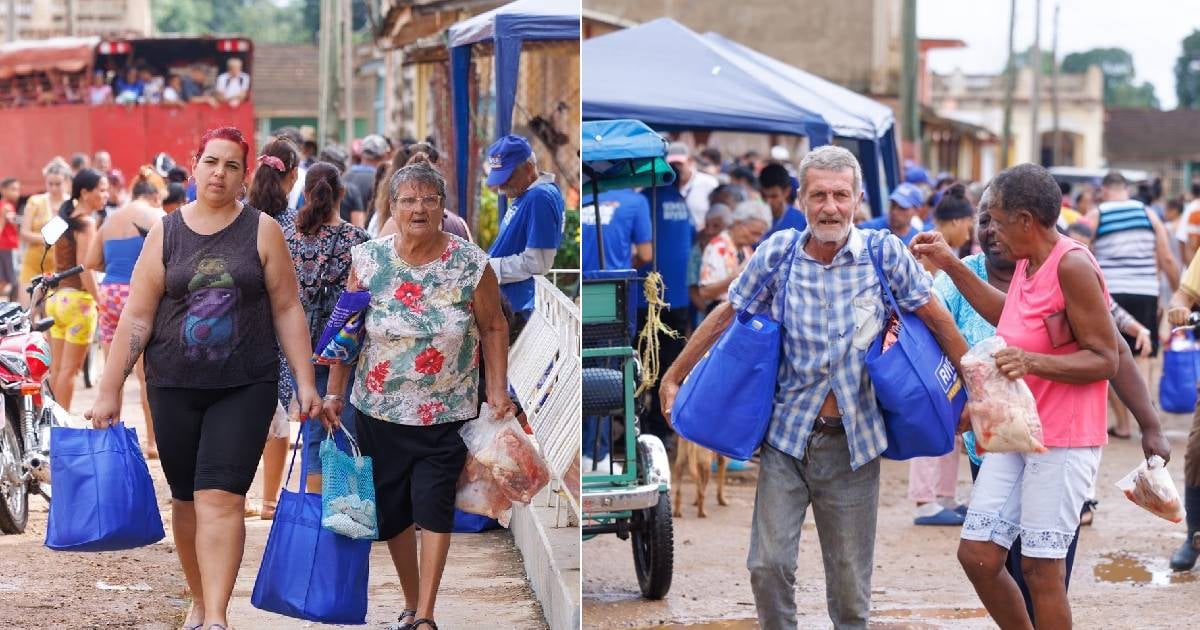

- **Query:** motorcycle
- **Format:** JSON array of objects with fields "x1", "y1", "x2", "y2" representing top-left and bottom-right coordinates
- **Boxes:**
[{"x1": 0, "y1": 258, "x2": 85, "y2": 534}]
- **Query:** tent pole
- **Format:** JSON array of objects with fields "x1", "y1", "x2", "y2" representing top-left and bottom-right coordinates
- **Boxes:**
[{"x1": 590, "y1": 169, "x2": 604, "y2": 270}]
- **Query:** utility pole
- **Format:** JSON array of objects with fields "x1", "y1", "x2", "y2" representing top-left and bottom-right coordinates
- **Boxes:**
[
  {"x1": 1050, "y1": 3, "x2": 1061, "y2": 165},
  {"x1": 65, "y1": 0, "x2": 77, "y2": 36},
  {"x1": 6, "y1": 0, "x2": 15, "y2": 42},
  {"x1": 1001, "y1": 0, "x2": 1017, "y2": 168},
  {"x1": 318, "y1": 0, "x2": 334, "y2": 146},
  {"x1": 1030, "y1": 0, "x2": 1043, "y2": 164},
  {"x1": 343, "y1": 0, "x2": 354, "y2": 144},
  {"x1": 901, "y1": 0, "x2": 919, "y2": 161}
]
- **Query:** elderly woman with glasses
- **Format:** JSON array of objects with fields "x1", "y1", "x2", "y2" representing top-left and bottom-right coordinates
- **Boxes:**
[{"x1": 321, "y1": 162, "x2": 515, "y2": 630}]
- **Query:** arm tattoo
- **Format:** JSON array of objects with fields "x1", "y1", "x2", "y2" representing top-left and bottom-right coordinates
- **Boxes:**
[{"x1": 123, "y1": 322, "x2": 149, "y2": 379}]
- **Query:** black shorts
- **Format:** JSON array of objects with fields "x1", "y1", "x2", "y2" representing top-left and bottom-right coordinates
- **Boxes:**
[
  {"x1": 355, "y1": 411, "x2": 468, "y2": 538},
  {"x1": 1112, "y1": 293, "x2": 1160, "y2": 358},
  {"x1": 147, "y1": 382, "x2": 278, "y2": 501}
]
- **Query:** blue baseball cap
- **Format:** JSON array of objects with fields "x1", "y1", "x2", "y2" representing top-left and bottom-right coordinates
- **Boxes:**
[
  {"x1": 485, "y1": 135, "x2": 533, "y2": 186},
  {"x1": 904, "y1": 165, "x2": 933, "y2": 186},
  {"x1": 889, "y1": 183, "x2": 924, "y2": 209}
]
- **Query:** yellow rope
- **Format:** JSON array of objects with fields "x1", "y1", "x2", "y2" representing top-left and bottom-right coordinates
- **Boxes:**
[{"x1": 635, "y1": 271, "x2": 681, "y2": 396}]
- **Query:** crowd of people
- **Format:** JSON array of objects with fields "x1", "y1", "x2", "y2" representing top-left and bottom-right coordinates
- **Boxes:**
[
  {"x1": 0, "y1": 123, "x2": 565, "y2": 629},
  {"x1": 583, "y1": 136, "x2": 1196, "y2": 628},
  {"x1": 0, "y1": 57, "x2": 250, "y2": 108}
]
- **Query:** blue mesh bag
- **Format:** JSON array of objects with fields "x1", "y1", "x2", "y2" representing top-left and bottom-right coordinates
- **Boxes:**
[{"x1": 320, "y1": 425, "x2": 378, "y2": 540}]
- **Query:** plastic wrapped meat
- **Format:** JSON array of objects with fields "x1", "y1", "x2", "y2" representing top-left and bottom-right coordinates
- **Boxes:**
[
  {"x1": 961, "y1": 336, "x2": 1047, "y2": 454},
  {"x1": 454, "y1": 403, "x2": 551, "y2": 527},
  {"x1": 1117, "y1": 456, "x2": 1184, "y2": 523}
]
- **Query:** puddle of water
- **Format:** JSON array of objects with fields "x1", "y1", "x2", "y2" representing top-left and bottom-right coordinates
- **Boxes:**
[
  {"x1": 633, "y1": 621, "x2": 756, "y2": 629},
  {"x1": 875, "y1": 607, "x2": 989, "y2": 620},
  {"x1": 1093, "y1": 552, "x2": 1200, "y2": 586}
]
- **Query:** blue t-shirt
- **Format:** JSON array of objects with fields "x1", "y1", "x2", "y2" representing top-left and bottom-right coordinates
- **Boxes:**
[
  {"x1": 581, "y1": 188, "x2": 651, "y2": 272},
  {"x1": 637, "y1": 185, "x2": 692, "y2": 310},
  {"x1": 762, "y1": 206, "x2": 808, "y2": 242},
  {"x1": 860, "y1": 215, "x2": 919, "y2": 245},
  {"x1": 488, "y1": 180, "x2": 565, "y2": 313}
]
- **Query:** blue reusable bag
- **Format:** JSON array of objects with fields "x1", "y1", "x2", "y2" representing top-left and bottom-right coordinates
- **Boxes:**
[
  {"x1": 252, "y1": 420, "x2": 371, "y2": 624},
  {"x1": 319, "y1": 426, "x2": 378, "y2": 540},
  {"x1": 1160, "y1": 330, "x2": 1200, "y2": 413},
  {"x1": 865, "y1": 235, "x2": 967, "y2": 460},
  {"x1": 45, "y1": 423, "x2": 165, "y2": 551},
  {"x1": 671, "y1": 235, "x2": 799, "y2": 460}
]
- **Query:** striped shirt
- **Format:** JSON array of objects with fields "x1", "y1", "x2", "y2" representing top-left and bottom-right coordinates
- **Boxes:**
[
  {"x1": 1093, "y1": 200, "x2": 1159, "y2": 297},
  {"x1": 728, "y1": 227, "x2": 933, "y2": 470}
]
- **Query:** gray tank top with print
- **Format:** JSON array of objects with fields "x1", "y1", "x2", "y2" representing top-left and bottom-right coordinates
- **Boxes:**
[{"x1": 144, "y1": 207, "x2": 279, "y2": 388}]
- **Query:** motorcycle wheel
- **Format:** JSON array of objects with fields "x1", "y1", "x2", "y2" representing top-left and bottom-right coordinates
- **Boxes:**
[{"x1": 0, "y1": 418, "x2": 29, "y2": 534}]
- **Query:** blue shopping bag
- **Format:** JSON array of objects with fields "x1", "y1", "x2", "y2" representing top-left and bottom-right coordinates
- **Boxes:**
[
  {"x1": 319, "y1": 425, "x2": 378, "y2": 540},
  {"x1": 1161, "y1": 330, "x2": 1200, "y2": 413},
  {"x1": 453, "y1": 509, "x2": 502, "y2": 533},
  {"x1": 865, "y1": 234, "x2": 966, "y2": 460},
  {"x1": 45, "y1": 423, "x2": 164, "y2": 551},
  {"x1": 252, "y1": 419, "x2": 370, "y2": 624},
  {"x1": 671, "y1": 234, "x2": 799, "y2": 460}
]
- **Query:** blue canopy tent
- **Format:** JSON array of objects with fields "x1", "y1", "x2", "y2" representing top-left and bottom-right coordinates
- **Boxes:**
[
  {"x1": 447, "y1": 0, "x2": 579, "y2": 220},
  {"x1": 582, "y1": 18, "x2": 896, "y2": 216},
  {"x1": 703, "y1": 32, "x2": 899, "y2": 216},
  {"x1": 582, "y1": 18, "x2": 832, "y2": 143}
]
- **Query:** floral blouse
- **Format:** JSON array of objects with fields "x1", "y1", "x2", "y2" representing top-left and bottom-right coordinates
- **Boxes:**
[
  {"x1": 699, "y1": 230, "x2": 752, "y2": 302},
  {"x1": 283, "y1": 221, "x2": 370, "y2": 315},
  {"x1": 349, "y1": 233, "x2": 488, "y2": 426}
]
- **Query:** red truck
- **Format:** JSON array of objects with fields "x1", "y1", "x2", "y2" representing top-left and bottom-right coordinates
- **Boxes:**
[{"x1": 0, "y1": 35, "x2": 257, "y2": 193}]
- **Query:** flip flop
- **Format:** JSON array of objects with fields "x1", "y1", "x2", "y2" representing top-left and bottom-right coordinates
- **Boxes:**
[
  {"x1": 914, "y1": 507, "x2": 965, "y2": 526},
  {"x1": 1107, "y1": 427, "x2": 1132, "y2": 440}
]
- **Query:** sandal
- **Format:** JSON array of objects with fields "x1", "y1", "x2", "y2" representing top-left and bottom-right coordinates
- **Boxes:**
[
  {"x1": 260, "y1": 500, "x2": 277, "y2": 521},
  {"x1": 412, "y1": 620, "x2": 439, "y2": 630},
  {"x1": 386, "y1": 609, "x2": 417, "y2": 630},
  {"x1": 1080, "y1": 499, "x2": 1098, "y2": 527},
  {"x1": 181, "y1": 624, "x2": 203, "y2": 630},
  {"x1": 1107, "y1": 427, "x2": 1132, "y2": 440}
]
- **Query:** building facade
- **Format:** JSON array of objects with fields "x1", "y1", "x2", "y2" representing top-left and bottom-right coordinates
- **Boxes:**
[
  {"x1": 929, "y1": 65, "x2": 1105, "y2": 170},
  {"x1": 4, "y1": 0, "x2": 151, "y2": 40}
]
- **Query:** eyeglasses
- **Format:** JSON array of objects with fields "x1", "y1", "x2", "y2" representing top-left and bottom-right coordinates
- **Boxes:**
[{"x1": 396, "y1": 194, "x2": 442, "y2": 210}]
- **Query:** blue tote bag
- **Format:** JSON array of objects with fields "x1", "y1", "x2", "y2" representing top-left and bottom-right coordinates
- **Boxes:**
[
  {"x1": 1161, "y1": 330, "x2": 1200, "y2": 413},
  {"x1": 671, "y1": 235, "x2": 799, "y2": 460},
  {"x1": 45, "y1": 423, "x2": 164, "y2": 551},
  {"x1": 865, "y1": 235, "x2": 967, "y2": 460},
  {"x1": 252, "y1": 420, "x2": 371, "y2": 624}
]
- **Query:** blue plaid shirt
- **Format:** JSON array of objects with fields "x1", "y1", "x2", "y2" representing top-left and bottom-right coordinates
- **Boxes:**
[{"x1": 728, "y1": 227, "x2": 933, "y2": 470}]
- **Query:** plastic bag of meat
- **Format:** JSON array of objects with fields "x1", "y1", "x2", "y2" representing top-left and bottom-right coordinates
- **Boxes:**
[
  {"x1": 961, "y1": 336, "x2": 1047, "y2": 454},
  {"x1": 454, "y1": 403, "x2": 552, "y2": 527},
  {"x1": 1116, "y1": 455, "x2": 1184, "y2": 523}
]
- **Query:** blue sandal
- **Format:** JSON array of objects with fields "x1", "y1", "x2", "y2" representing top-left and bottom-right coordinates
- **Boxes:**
[{"x1": 914, "y1": 507, "x2": 966, "y2": 526}]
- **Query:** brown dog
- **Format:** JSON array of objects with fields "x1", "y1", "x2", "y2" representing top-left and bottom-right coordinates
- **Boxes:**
[{"x1": 671, "y1": 437, "x2": 729, "y2": 518}]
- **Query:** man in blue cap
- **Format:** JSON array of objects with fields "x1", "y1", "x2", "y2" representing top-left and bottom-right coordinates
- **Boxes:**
[
  {"x1": 858, "y1": 183, "x2": 925, "y2": 245},
  {"x1": 485, "y1": 134, "x2": 565, "y2": 330}
]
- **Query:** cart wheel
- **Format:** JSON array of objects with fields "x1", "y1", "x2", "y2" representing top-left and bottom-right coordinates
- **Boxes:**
[{"x1": 630, "y1": 490, "x2": 673, "y2": 599}]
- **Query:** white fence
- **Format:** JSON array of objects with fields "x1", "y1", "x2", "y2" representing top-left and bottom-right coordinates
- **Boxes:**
[{"x1": 508, "y1": 275, "x2": 580, "y2": 525}]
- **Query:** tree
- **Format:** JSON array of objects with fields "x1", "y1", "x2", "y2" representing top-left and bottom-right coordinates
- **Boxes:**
[
  {"x1": 152, "y1": 0, "x2": 318, "y2": 44},
  {"x1": 1062, "y1": 47, "x2": 1159, "y2": 108},
  {"x1": 1176, "y1": 29, "x2": 1200, "y2": 109}
]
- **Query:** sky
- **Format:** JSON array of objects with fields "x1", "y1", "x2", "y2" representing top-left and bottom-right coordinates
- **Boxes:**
[{"x1": 918, "y1": 0, "x2": 1200, "y2": 109}]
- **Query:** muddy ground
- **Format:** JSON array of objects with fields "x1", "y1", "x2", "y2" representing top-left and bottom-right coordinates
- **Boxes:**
[
  {"x1": 583, "y1": 405, "x2": 1200, "y2": 629},
  {"x1": 0, "y1": 377, "x2": 546, "y2": 629}
]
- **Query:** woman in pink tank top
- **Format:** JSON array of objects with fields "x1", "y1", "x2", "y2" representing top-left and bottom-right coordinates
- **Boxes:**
[{"x1": 911, "y1": 164, "x2": 1153, "y2": 629}]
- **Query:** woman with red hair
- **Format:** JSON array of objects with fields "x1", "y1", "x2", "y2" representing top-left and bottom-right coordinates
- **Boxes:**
[{"x1": 86, "y1": 127, "x2": 322, "y2": 630}]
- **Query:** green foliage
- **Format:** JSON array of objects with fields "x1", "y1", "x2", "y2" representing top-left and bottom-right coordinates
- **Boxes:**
[
  {"x1": 1062, "y1": 47, "x2": 1159, "y2": 108},
  {"x1": 553, "y1": 206, "x2": 581, "y2": 298},
  {"x1": 152, "y1": 0, "x2": 323, "y2": 44},
  {"x1": 476, "y1": 186, "x2": 499, "y2": 251},
  {"x1": 1010, "y1": 45, "x2": 1055, "y2": 75},
  {"x1": 1176, "y1": 29, "x2": 1200, "y2": 109}
]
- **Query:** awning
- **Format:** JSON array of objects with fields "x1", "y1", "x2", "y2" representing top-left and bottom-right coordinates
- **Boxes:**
[
  {"x1": 582, "y1": 119, "x2": 675, "y2": 193},
  {"x1": 0, "y1": 36, "x2": 99, "y2": 79}
]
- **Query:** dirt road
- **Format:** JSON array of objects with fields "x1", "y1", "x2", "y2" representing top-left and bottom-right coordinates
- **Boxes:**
[
  {"x1": 583, "y1": 408, "x2": 1200, "y2": 629},
  {"x1": 0, "y1": 377, "x2": 547, "y2": 629}
]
